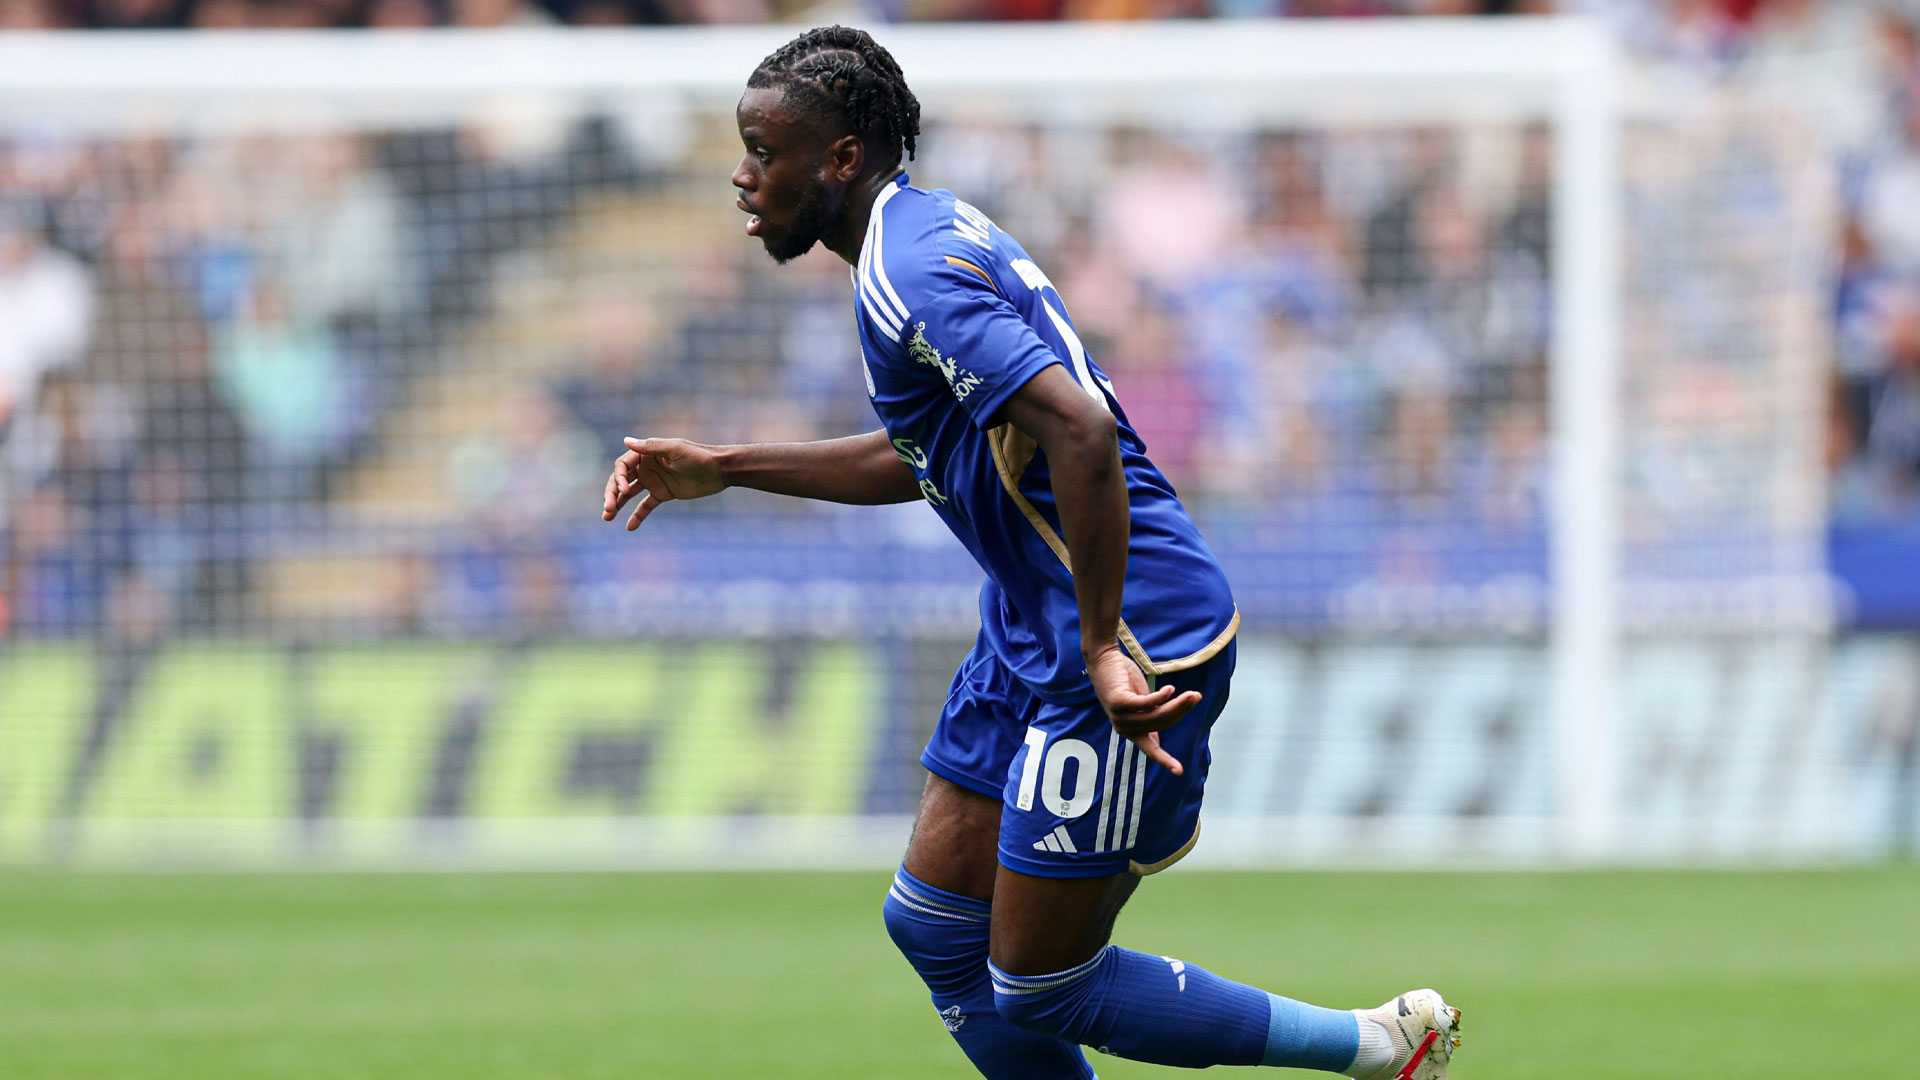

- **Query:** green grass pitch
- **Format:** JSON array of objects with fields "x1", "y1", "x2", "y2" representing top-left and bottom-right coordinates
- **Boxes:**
[{"x1": 3, "y1": 866, "x2": 1916, "y2": 1078}]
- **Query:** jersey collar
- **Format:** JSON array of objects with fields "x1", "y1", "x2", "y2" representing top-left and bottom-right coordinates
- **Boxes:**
[{"x1": 856, "y1": 172, "x2": 911, "y2": 263}]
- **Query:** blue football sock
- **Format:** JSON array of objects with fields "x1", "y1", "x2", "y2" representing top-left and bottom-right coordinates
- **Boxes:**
[
  {"x1": 883, "y1": 869, "x2": 1095, "y2": 1080},
  {"x1": 992, "y1": 945, "x2": 1361, "y2": 1071}
]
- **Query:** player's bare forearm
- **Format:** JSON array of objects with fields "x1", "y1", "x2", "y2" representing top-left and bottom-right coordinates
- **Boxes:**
[
  {"x1": 1000, "y1": 367, "x2": 1128, "y2": 660},
  {"x1": 714, "y1": 429, "x2": 923, "y2": 505},
  {"x1": 1002, "y1": 366, "x2": 1200, "y2": 773},
  {"x1": 603, "y1": 430, "x2": 917, "y2": 531},
  {"x1": 1048, "y1": 424, "x2": 1127, "y2": 661}
]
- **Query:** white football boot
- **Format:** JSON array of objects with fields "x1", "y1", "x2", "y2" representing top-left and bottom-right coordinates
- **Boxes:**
[{"x1": 1352, "y1": 989, "x2": 1461, "y2": 1080}]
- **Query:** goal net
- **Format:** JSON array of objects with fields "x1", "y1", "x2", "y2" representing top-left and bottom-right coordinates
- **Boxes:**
[{"x1": 0, "y1": 20, "x2": 1895, "y2": 866}]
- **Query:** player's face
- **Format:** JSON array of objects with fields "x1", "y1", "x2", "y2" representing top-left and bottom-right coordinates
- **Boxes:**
[{"x1": 733, "y1": 87, "x2": 841, "y2": 265}]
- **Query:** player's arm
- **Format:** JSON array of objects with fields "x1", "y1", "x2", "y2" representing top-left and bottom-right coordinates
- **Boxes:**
[
  {"x1": 601, "y1": 429, "x2": 920, "y2": 530},
  {"x1": 999, "y1": 368, "x2": 1202, "y2": 774}
]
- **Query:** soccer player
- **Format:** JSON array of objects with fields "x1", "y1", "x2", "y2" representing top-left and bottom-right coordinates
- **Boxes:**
[{"x1": 601, "y1": 26, "x2": 1461, "y2": 1080}]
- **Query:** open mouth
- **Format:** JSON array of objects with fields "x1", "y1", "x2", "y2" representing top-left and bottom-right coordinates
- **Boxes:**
[{"x1": 737, "y1": 197, "x2": 763, "y2": 236}]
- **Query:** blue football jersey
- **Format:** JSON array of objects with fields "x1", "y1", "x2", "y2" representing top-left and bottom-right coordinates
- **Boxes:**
[{"x1": 853, "y1": 173, "x2": 1238, "y2": 703}]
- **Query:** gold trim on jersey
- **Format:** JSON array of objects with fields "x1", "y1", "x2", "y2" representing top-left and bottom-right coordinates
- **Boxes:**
[
  {"x1": 985, "y1": 423, "x2": 1239, "y2": 677},
  {"x1": 1127, "y1": 608, "x2": 1241, "y2": 675},
  {"x1": 945, "y1": 254, "x2": 1000, "y2": 293},
  {"x1": 1130, "y1": 818, "x2": 1201, "y2": 876}
]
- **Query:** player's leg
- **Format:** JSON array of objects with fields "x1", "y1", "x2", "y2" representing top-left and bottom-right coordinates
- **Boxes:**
[
  {"x1": 899, "y1": 771, "x2": 1001, "y2": 899},
  {"x1": 991, "y1": 867, "x2": 1460, "y2": 1076},
  {"x1": 985, "y1": 642, "x2": 1460, "y2": 1076},
  {"x1": 882, "y1": 645, "x2": 1095, "y2": 1080}
]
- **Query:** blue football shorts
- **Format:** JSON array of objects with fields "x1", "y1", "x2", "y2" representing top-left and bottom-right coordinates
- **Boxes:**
[{"x1": 920, "y1": 633, "x2": 1236, "y2": 879}]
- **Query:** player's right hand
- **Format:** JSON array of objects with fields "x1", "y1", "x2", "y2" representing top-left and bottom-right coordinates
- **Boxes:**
[
  {"x1": 602, "y1": 437, "x2": 727, "y2": 531},
  {"x1": 1087, "y1": 642, "x2": 1201, "y2": 776}
]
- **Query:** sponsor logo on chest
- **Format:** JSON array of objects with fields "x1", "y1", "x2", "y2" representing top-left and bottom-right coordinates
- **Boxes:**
[{"x1": 906, "y1": 321, "x2": 984, "y2": 401}]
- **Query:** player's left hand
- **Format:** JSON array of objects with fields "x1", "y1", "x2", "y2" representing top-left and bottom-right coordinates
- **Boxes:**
[
  {"x1": 602, "y1": 436, "x2": 727, "y2": 530},
  {"x1": 1086, "y1": 642, "x2": 1200, "y2": 776}
]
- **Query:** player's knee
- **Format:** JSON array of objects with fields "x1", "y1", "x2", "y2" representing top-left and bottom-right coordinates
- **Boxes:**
[
  {"x1": 992, "y1": 984, "x2": 1081, "y2": 1041},
  {"x1": 991, "y1": 986, "x2": 1066, "y2": 1038},
  {"x1": 989, "y1": 951, "x2": 1109, "y2": 1041},
  {"x1": 881, "y1": 885, "x2": 931, "y2": 956},
  {"x1": 882, "y1": 869, "x2": 991, "y2": 990}
]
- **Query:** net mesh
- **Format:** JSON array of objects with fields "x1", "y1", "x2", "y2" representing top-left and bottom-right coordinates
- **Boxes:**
[{"x1": 0, "y1": 30, "x2": 1910, "y2": 864}]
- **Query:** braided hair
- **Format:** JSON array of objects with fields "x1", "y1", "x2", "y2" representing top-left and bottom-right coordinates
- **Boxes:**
[{"x1": 748, "y1": 26, "x2": 921, "y2": 170}]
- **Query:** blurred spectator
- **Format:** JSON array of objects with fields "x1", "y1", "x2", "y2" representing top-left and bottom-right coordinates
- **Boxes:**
[
  {"x1": 277, "y1": 136, "x2": 410, "y2": 326},
  {"x1": 450, "y1": 0, "x2": 556, "y2": 25},
  {"x1": 188, "y1": 0, "x2": 256, "y2": 26},
  {"x1": 6, "y1": 485, "x2": 90, "y2": 632},
  {"x1": 1101, "y1": 131, "x2": 1244, "y2": 295},
  {"x1": 0, "y1": 201, "x2": 94, "y2": 443},
  {"x1": 213, "y1": 274, "x2": 352, "y2": 500},
  {"x1": 0, "y1": 0, "x2": 74, "y2": 27},
  {"x1": 1830, "y1": 5, "x2": 1920, "y2": 524},
  {"x1": 562, "y1": 0, "x2": 672, "y2": 23},
  {"x1": 367, "y1": 0, "x2": 446, "y2": 26},
  {"x1": 1838, "y1": 282, "x2": 1920, "y2": 517},
  {"x1": 81, "y1": 0, "x2": 189, "y2": 29}
]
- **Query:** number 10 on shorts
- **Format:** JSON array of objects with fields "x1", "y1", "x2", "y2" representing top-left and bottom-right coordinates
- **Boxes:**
[{"x1": 1015, "y1": 727, "x2": 1098, "y2": 819}]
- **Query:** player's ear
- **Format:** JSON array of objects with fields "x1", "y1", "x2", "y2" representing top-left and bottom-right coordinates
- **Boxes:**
[{"x1": 827, "y1": 134, "x2": 863, "y2": 183}]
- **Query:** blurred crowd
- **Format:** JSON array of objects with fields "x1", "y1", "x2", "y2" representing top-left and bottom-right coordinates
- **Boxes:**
[
  {"x1": 1832, "y1": 5, "x2": 1920, "y2": 523},
  {"x1": 0, "y1": 0, "x2": 1912, "y2": 639},
  {"x1": 0, "y1": 119, "x2": 651, "y2": 634},
  {"x1": 0, "y1": 0, "x2": 1547, "y2": 31},
  {"x1": 957, "y1": 124, "x2": 1555, "y2": 534}
]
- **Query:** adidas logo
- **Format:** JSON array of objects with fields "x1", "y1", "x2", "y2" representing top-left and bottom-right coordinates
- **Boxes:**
[
  {"x1": 1030, "y1": 825, "x2": 1078, "y2": 854},
  {"x1": 940, "y1": 1005, "x2": 965, "y2": 1032}
]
